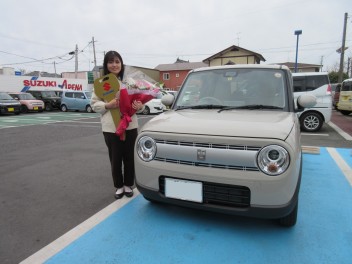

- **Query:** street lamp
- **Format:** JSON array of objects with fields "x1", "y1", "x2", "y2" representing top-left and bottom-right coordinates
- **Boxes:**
[{"x1": 294, "y1": 30, "x2": 302, "y2": 73}]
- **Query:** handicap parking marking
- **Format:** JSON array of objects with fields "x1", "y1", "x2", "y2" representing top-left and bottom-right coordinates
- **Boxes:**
[{"x1": 22, "y1": 147, "x2": 352, "y2": 264}]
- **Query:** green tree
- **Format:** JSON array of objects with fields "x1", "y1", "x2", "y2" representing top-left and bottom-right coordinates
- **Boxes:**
[{"x1": 328, "y1": 71, "x2": 349, "y2": 83}]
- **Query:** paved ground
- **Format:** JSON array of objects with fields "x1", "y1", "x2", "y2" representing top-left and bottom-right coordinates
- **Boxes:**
[{"x1": 1, "y1": 110, "x2": 351, "y2": 264}]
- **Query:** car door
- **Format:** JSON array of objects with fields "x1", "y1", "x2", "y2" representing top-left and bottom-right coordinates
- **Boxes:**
[{"x1": 74, "y1": 92, "x2": 85, "y2": 111}]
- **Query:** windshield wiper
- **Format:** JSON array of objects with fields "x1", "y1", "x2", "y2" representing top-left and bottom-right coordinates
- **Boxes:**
[
  {"x1": 218, "y1": 105, "x2": 283, "y2": 113},
  {"x1": 175, "y1": 104, "x2": 224, "y2": 111}
]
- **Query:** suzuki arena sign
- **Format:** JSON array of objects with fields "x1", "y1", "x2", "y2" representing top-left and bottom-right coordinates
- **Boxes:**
[{"x1": 0, "y1": 75, "x2": 91, "y2": 93}]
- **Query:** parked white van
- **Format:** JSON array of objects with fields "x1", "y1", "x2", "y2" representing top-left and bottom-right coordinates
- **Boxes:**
[{"x1": 292, "y1": 72, "x2": 332, "y2": 132}]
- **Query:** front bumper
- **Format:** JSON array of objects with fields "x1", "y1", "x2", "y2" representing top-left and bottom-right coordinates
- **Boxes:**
[
  {"x1": 0, "y1": 105, "x2": 21, "y2": 114},
  {"x1": 136, "y1": 171, "x2": 301, "y2": 219}
]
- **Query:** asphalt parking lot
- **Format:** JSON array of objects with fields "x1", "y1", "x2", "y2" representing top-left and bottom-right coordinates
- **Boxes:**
[{"x1": 0, "y1": 111, "x2": 351, "y2": 264}]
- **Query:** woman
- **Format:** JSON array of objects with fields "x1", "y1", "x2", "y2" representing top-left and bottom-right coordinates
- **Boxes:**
[{"x1": 91, "y1": 50, "x2": 143, "y2": 199}]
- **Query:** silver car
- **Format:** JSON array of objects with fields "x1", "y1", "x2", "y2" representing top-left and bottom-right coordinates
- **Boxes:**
[{"x1": 135, "y1": 65, "x2": 316, "y2": 227}]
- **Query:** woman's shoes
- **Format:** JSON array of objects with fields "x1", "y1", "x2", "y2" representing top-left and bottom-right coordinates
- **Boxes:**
[
  {"x1": 115, "y1": 187, "x2": 124, "y2": 199},
  {"x1": 124, "y1": 186, "x2": 134, "y2": 198}
]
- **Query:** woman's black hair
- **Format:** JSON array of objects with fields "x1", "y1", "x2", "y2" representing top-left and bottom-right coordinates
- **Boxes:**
[{"x1": 103, "y1": 50, "x2": 125, "y2": 80}]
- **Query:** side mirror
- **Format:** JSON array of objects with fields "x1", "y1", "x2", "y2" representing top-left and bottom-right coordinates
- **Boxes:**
[
  {"x1": 161, "y1": 93, "x2": 174, "y2": 107},
  {"x1": 296, "y1": 94, "x2": 317, "y2": 112}
]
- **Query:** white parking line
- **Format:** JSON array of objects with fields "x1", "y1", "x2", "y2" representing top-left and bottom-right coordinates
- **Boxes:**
[
  {"x1": 328, "y1": 121, "x2": 352, "y2": 141},
  {"x1": 301, "y1": 133, "x2": 329, "y2": 136},
  {"x1": 327, "y1": 147, "x2": 352, "y2": 186},
  {"x1": 20, "y1": 192, "x2": 140, "y2": 264}
]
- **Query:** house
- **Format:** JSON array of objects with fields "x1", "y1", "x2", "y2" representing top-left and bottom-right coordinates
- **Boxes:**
[
  {"x1": 203, "y1": 45, "x2": 265, "y2": 66},
  {"x1": 274, "y1": 62, "x2": 322, "y2": 72},
  {"x1": 155, "y1": 58, "x2": 207, "y2": 90}
]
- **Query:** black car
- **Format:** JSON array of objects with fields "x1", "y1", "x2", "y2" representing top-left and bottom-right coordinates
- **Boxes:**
[
  {"x1": 27, "y1": 90, "x2": 61, "y2": 111},
  {"x1": 0, "y1": 92, "x2": 21, "y2": 115}
]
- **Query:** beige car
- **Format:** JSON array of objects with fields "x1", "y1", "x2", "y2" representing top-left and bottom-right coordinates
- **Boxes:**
[{"x1": 135, "y1": 65, "x2": 316, "y2": 227}]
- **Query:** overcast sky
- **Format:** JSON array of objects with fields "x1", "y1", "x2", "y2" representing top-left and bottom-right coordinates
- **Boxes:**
[{"x1": 1, "y1": 0, "x2": 351, "y2": 74}]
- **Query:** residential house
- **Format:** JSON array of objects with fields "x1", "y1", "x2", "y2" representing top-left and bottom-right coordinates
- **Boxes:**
[
  {"x1": 203, "y1": 45, "x2": 265, "y2": 66},
  {"x1": 274, "y1": 62, "x2": 322, "y2": 72},
  {"x1": 155, "y1": 58, "x2": 207, "y2": 90}
]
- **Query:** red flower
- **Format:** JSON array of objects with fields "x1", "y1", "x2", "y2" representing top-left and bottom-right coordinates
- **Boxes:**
[{"x1": 116, "y1": 88, "x2": 157, "y2": 140}]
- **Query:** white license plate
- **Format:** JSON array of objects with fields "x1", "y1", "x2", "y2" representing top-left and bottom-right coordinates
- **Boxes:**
[{"x1": 165, "y1": 178, "x2": 203, "y2": 203}]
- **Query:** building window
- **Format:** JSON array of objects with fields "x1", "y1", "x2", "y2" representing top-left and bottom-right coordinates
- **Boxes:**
[
  {"x1": 176, "y1": 73, "x2": 179, "y2": 78},
  {"x1": 163, "y1": 73, "x2": 170, "y2": 80}
]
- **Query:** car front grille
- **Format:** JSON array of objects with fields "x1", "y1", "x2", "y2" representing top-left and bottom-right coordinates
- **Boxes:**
[
  {"x1": 154, "y1": 139, "x2": 260, "y2": 171},
  {"x1": 159, "y1": 176, "x2": 250, "y2": 208}
]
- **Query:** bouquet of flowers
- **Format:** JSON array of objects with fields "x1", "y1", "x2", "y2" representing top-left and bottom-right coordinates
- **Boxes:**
[{"x1": 116, "y1": 78, "x2": 161, "y2": 140}]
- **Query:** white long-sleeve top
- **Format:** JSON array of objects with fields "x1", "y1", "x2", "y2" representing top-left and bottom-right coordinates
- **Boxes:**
[{"x1": 90, "y1": 91, "x2": 139, "y2": 133}]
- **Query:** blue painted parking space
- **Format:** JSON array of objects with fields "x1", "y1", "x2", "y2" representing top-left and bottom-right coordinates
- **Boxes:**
[{"x1": 30, "y1": 147, "x2": 352, "y2": 264}]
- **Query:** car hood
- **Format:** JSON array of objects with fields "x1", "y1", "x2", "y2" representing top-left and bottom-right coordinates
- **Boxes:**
[
  {"x1": 141, "y1": 110, "x2": 296, "y2": 140},
  {"x1": 0, "y1": 99, "x2": 20, "y2": 104}
]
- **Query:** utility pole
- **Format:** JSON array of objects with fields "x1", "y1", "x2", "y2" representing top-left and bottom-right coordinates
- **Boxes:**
[
  {"x1": 75, "y1": 44, "x2": 78, "y2": 79},
  {"x1": 338, "y1": 12, "x2": 348, "y2": 83},
  {"x1": 92, "y1": 37, "x2": 97, "y2": 68},
  {"x1": 320, "y1": 56, "x2": 324, "y2": 72},
  {"x1": 53, "y1": 61, "x2": 57, "y2": 76}
]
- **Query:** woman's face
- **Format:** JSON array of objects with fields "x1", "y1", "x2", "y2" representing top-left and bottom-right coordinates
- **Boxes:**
[{"x1": 107, "y1": 57, "x2": 122, "y2": 76}]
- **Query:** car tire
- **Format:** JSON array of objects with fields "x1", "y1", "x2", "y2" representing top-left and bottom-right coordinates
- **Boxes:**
[
  {"x1": 300, "y1": 111, "x2": 323, "y2": 132},
  {"x1": 61, "y1": 104, "x2": 68, "y2": 112},
  {"x1": 142, "y1": 106, "x2": 150, "y2": 115},
  {"x1": 45, "y1": 103, "x2": 53, "y2": 111},
  {"x1": 20, "y1": 105, "x2": 28, "y2": 113},
  {"x1": 86, "y1": 105, "x2": 93, "y2": 113},
  {"x1": 340, "y1": 110, "x2": 351, "y2": 116},
  {"x1": 278, "y1": 202, "x2": 298, "y2": 227}
]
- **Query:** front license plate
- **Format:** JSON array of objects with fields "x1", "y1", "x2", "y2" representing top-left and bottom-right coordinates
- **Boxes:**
[
  {"x1": 8, "y1": 108, "x2": 14, "y2": 112},
  {"x1": 33, "y1": 106, "x2": 38, "y2": 110},
  {"x1": 165, "y1": 178, "x2": 203, "y2": 203}
]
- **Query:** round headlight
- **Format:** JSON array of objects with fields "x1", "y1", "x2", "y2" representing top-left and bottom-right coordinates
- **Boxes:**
[
  {"x1": 137, "y1": 136, "x2": 157, "y2": 162},
  {"x1": 257, "y1": 145, "x2": 290, "y2": 176}
]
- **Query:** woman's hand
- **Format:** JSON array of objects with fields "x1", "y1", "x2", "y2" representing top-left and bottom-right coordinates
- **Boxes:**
[
  {"x1": 132, "y1": 100, "x2": 143, "y2": 111},
  {"x1": 105, "y1": 98, "x2": 119, "y2": 109}
]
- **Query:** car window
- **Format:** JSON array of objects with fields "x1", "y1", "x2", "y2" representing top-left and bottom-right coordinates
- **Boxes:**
[
  {"x1": 85, "y1": 92, "x2": 92, "y2": 99},
  {"x1": 293, "y1": 77, "x2": 305, "y2": 92},
  {"x1": 65, "y1": 92, "x2": 74, "y2": 98},
  {"x1": 0, "y1": 92, "x2": 14, "y2": 100},
  {"x1": 293, "y1": 75, "x2": 329, "y2": 92},
  {"x1": 341, "y1": 81, "x2": 352, "y2": 92},
  {"x1": 74, "y1": 92, "x2": 84, "y2": 99},
  {"x1": 19, "y1": 93, "x2": 36, "y2": 100}
]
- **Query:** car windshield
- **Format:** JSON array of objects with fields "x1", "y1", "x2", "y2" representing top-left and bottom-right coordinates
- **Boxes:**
[
  {"x1": 174, "y1": 68, "x2": 287, "y2": 111},
  {"x1": 0, "y1": 92, "x2": 14, "y2": 100},
  {"x1": 42, "y1": 91, "x2": 59, "y2": 97},
  {"x1": 18, "y1": 93, "x2": 36, "y2": 100},
  {"x1": 85, "y1": 92, "x2": 92, "y2": 99}
]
